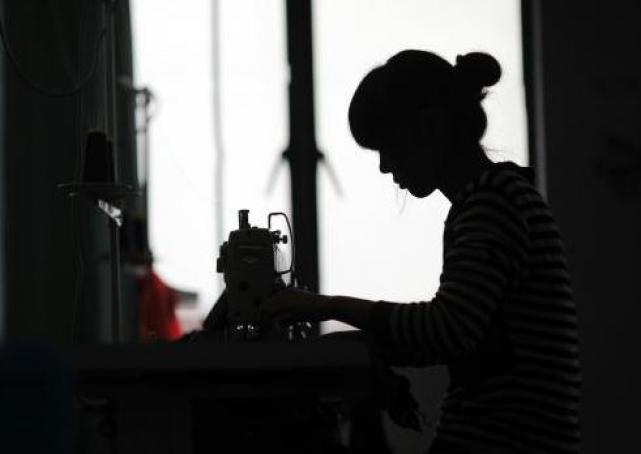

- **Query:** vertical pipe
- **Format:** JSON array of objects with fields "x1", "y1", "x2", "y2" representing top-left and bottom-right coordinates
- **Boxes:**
[
  {"x1": 106, "y1": 0, "x2": 121, "y2": 342},
  {"x1": 284, "y1": 0, "x2": 320, "y2": 294},
  {"x1": 108, "y1": 0, "x2": 119, "y2": 181},
  {"x1": 212, "y1": 0, "x2": 225, "y2": 295},
  {"x1": 141, "y1": 95, "x2": 150, "y2": 222},
  {"x1": 0, "y1": 39, "x2": 4, "y2": 342},
  {"x1": 109, "y1": 218, "x2": 121, "y2": 342},
  {"x1": 522, "y1": 0, "x2": 548, "y2": 197}
]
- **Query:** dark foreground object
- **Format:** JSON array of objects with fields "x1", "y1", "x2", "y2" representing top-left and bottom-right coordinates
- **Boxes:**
[
  {"x1": 72, "y1": 338, "x2": 387, "y2": 453},
  {"x1": 0, "y1": 344, "x2": 75, "y2": 454}
]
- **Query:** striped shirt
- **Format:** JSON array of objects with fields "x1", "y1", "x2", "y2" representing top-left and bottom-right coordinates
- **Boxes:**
[{"x1": 368, "y1": 161, "x2": 581, "y2": 453}]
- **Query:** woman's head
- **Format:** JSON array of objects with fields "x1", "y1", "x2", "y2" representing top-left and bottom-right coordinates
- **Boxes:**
[{"x1": 348, "y1": 50, "x2": 501, "y2": 198}]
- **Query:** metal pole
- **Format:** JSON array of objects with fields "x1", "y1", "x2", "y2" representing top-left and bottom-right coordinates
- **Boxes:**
[
  {"x1": 106, "y1": 0, "x2": 121, "y2": 342},
  {"x1": 140, "y1": 90, "x2": 151, "y2": 223},
  {"x1": 109, "y1": 218, "x2": 121, "y2": 342},
  {"x1": 212, "y1": 0, "x2": 225, "y2": 295},
  {"x1": 522, "y1": 0, "x2": 547, "y2": 198},
  {"x1": 108, "y1": 0, "x2": 119, "y2": 181},
  {"x1": 284, "y1": 0, "x2": 320, "y2": 295}
]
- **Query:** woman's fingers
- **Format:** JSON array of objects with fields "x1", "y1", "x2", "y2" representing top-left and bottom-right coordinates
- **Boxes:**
[
  {"x1": 259, "y1": 287, "x2": 333, "y2": 327},
  {"x1": 259, "y1": 291, "x2": 294, "y2": 323}
]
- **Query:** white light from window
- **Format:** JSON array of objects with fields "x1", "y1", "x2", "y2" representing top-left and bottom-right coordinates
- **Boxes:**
[{"x1": 131, "y1": 0, "x2": 289, "y2": 330}]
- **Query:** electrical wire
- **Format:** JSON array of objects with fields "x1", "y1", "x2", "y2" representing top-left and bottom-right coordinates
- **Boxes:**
[
  {"x1": 0, "y1": 0, "x2": 106, "y2": 98},
  {"x1": 45, "y1": 0, "x2": 77, "y2": 79}
]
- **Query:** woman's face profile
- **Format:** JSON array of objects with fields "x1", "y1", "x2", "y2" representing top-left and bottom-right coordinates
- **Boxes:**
[{"x1": 378, "y1": 114, "x2": 446, "y2": 198}]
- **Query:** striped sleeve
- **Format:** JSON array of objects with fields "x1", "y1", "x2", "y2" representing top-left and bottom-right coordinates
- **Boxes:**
[{"x1": 368, "y1": 189, "x2": 529, "y2": 366}]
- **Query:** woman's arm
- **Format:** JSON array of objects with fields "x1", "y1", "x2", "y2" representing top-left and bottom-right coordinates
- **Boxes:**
[
  {"x1": 260, "y1": 289, "x2": 421, "y2": 365},
  {"x1": 326, "y1": 295, "x2": 374, "y2": 329},
  {"x1": 365, "y1": 188, "x2": 530, "y2": 366},
  {"x1": 260, "y1": 288, "x2": 375, "y2": 330},
  {"x1": 263, "y1": 186, "x2": 529, "y2": 366}
]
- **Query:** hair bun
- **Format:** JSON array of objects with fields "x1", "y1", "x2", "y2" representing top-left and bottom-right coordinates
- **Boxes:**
[{"x1": 454, "y1": 52, "x2": 502, "y2": 90}]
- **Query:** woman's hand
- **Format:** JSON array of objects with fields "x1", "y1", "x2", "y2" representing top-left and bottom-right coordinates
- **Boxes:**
[{"x1": 260, "y1": 287, "x2": 333, "y2": 326}]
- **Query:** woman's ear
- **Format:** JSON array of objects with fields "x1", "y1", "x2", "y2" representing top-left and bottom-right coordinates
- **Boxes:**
[
  {"x1": 416, "y1": 106, "x2": 454, "y2": 145},
  {"x1": 417, "y1": 106, "x2": 439, "y2": 126}
]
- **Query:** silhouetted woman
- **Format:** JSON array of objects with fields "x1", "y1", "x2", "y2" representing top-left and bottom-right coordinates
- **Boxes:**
[{"x1": 262, "y1": 50, "x2": 581, "y2": 454}]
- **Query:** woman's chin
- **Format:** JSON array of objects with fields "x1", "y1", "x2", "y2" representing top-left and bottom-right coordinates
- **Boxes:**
[{"x1": 408, "y1": 186, "x2": 434, "y2": 198}]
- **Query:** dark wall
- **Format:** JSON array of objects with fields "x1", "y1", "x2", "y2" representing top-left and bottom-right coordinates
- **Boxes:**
[
  {"x1": 2, "y1": 0, "x2": 137, "y2": 343},
  {"x1": 531, "y1": 1, "x2": 641, "y2": 452},
  {"x1": 3, "y1": 0, "x2": 89, "y2": 341}
]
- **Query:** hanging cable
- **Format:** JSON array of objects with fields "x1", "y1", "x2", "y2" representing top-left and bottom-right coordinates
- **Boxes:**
[{"x1": 0, "y1": 0, "x2": 106, "y2": 98}]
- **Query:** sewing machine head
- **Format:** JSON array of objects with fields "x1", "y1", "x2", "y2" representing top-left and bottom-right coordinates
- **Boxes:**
[{"x1": 216, "y1": 210, "x2": 299, "y2": 340}]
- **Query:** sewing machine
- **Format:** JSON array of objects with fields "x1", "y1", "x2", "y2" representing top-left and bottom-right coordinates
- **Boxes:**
[{"x1": 205, "y1": 209, "x2": 312, "y2": 341}]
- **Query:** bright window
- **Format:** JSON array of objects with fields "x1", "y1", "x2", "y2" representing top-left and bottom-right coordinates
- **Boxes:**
[
  {"x1": 131, "y1": 1, "x2": 527, "y2": 332},
  {"x1": 131, "y1": 0, "x2": 289, "y2": 329}
]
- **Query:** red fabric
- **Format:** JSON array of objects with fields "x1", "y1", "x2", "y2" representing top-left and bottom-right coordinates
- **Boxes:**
[{"x1": 138, "y1": 267, "x2": 181, "y2": 341}]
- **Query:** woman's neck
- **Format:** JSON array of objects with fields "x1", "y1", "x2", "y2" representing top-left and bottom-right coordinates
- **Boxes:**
[{"x1": 438, "y1": 146, "x2": 494, "y2": 203}]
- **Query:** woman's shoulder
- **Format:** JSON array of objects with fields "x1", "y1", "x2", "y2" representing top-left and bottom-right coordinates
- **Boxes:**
[
  {"x1": 479, "y1": 161, "x2": 535, "y2": 191},
  {"x1": 447, "y1": 161, "x2": 539, "y2": 228},
  {"x1": 469, "y1": 161, "x2": 544, "y2": 211},
  {"x1": 451, "y1": 161, "x2": 535, "y2": 207}
]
